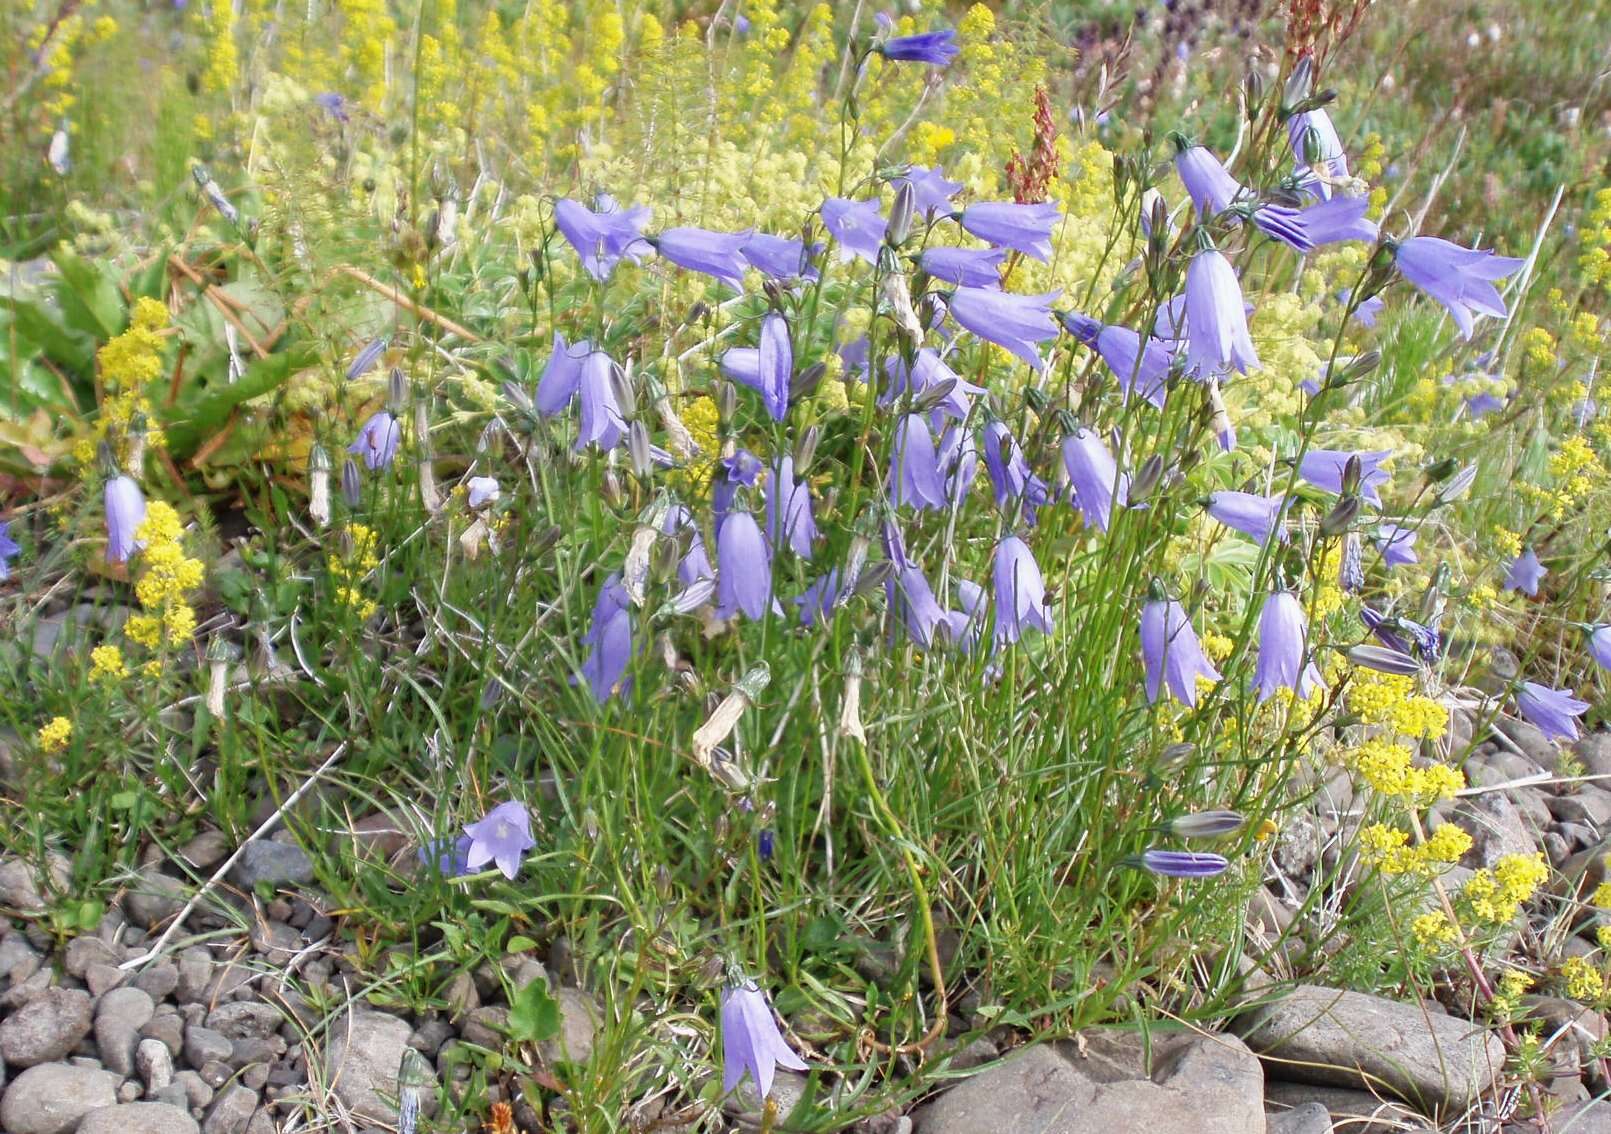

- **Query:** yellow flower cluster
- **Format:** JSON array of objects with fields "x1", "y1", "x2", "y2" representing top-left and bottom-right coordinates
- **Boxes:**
[
  {"x1": 329, "y1": 523, "x2": 381, "y2": 620},
  {"x1": 1411, "y1": 910, "x2": 1459, "y2": 948},
  {"x1": 76, "y1": 298, "x2": 170, "y2": 471},
  {"x1": 1577, "y1": 188, "x2": 1611, "y2": 291},
  {"x1": 90, "y1": 644, "x2": 127, "y2": 681},
  {"x1": 1345, "y1": 669, "x2": 1449, "y2": 739},
  {"x1": 1520, "y1": 327, "x2": 1558, "y2": 372},
  {"x1": 1560, "y1": 955, "x2": 1605, "y2": 1003},
  {"x1": 37, "y1": 716, "x2": 72, "y2": 754},
  {"x1": 1489, "y1": 968, "x2": 1534, "y2": 1020},
  {"x1": 1359, "y1": 821, "x2": 1470, "y2": 875},
  {"x1": 199, "y1": 0, "x2": 239, "y2": 94},
  {"x1": 1461, "y1": 852, "x2": 1548, "y2": 924},
  {"x1": 125, "y1": 503, "x2": 205, "y2": 650}
]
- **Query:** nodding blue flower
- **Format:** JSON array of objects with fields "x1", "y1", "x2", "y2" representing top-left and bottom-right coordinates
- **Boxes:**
[
  {"x1": 982, "y1": 421, "x2": 1050, "y2": 512},
  {"x1": 1184, "y1": 249, "x2": 1259, "y2": 377},
  {"x1": 716, "y1": 510, "x2": 772, "y2": 620},
  {"x1": 720, "y1": 313, "x2": 792, "y2": 422},
  {"x1": 1060, "y1": 313, "x2": 1170, "y2": 408},
  {"x1": 1140, "y1": 598, "x2": 1222, "y2": 707},
  {"x1": 663, "y1": 504, "x2": 715, "y2": 586},
  {"x1": 0, "y1": 520, "x2": 17, "y2": 580},
  {"x1": 889, "y1": 414, "x2": 949, "y2": 511},
  {"x1": 104, "y1": 475, "x2": 147, "y2": 564},
  {"x1": 1298, "y1": 448, "x2": 1392, "y2": 506},
  {"x1": 741, "y1": 233, "x2": 820, "y2": 281},
  {"x1": 945, "y1": 287, "x2": 1061, "y2": 373},
  {"x1": 793, "y1": 568, "x2": 844, "y2": 628},
  {"x1": 892, "y1": 165, "x2": 962, "y2": 216},
  {"x1": 1248, "y1": 204, "x2": 1314, "y2": 253},
  {"x1": 713, "y1": 449, "x2": 764, "y2": 534},
  {"x1": 1340, "y1": 532, "x2": 1364, "y2": 592},
  {"x1": 576, "y1": 351, "x2": 628, "y2": 451},
  {"x1": 956, "y1": 201, "x2": 1061, "y2": 261},
  {"x1": 348, "y1": 411, "x2": 402, "y2": 471},
  {"x1": 1354, "y1": 294, "x2": 1385, "y2": 327},
  {"x1": 346, "y1": 337, "x2": 388, "y2": 380},
  {"x1": 1062, "y1": 427, "x2": 1128, "y2": 533},
  {"x1": 991, "y1": 535, "x2": 1053, "y2": 646},
  {"x1": 820, "y1": 198, "x2": 887, "y2": 264},
  {"x1": 1515, "y1": 681, "x2": 1590, "y2": 742},
  {"x1": 655, "y1": 226, "x2": 753, "y2": 291},
  {"x1": 1207, "y1": 490, "x2": 1288, "y2": 544},
  {"x1": 766, "y1": 455, "x2": 817, "y2": 560},
  {"x1": 1374, "y1": 524, "x2": 1419, "y2": 568},
  {"x1": 535, "y1": 332, "x2": 591, "y2": 415},
  {"x1": 938, "y1": 424, "x2": 979, "y2": 503},
  {"x1": 463, "y1": 800, "x2": 536, "y2": 880},
  {"x1": 1393, "y1": 236, "x2": 1524, "y2": 340},
  {"x1": 1359, "y1": 606, "x2": 1441, "y2": 658},
  {"x1": 1588, "y1": 625, "x2": 1611, "y2": 672},
  {"x1": 312, "y1": 91, "x2": 349, "y2": 122},
  {"x1": 554, "y1": 197, "x2": 653, "y2": 280},
  {"x1": 581, "y1": 574, "x2": 633, "y2": 702},
  {"x1": 1299, "y1": 195, "x2": 1378, "y2": 246},
  {"x1": 883, "y1": 524, "x2": 951, "y2": 648},
  {"x1": 419, "y1": 834, "x2": 473, "y2": 877},
  {"x1": 465, "y1": 477, "x2": 500, "y2": 509},
  {"x1": 919, "y1": 246, "x2": 1008, "y2": 288},
  {"x1": 1288, "y1": 108, "x2": 1349, "y2": 197},
  {"x1": 720, "y1": 980, "x2": 808, "y2": 1100},
  {"x1": 1504, "y1": 547, "x2": 1546, "y2": 596},
  {"x1": 1135, "y1": 848, "x2": 1230, "y2": 878},
  {"x1": 877, "y1": 27, "x2": 959, "y2": 66},
  {"x1": 1254, "y1": 591, "x2": 1322, "y2": 702},
  {"x1": 943, "y1": 579, "x2": 990, "y2": 655},
  {"x1": 882, "y1": 348, "x2": 981, "y2": 420},
  {"x1": 1174, "y1": 145, "x2": 1244, "y2": 216}
]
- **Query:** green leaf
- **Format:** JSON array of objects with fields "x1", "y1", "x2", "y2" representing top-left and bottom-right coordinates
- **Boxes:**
[
  {"x1": 506, "y1": 934, "x2": 539, "y2": 954},
  {"x1": 49, "y1": 247, "x2": 125, "y2": 339},
  {"x1": 506, "y1": 978, "x2": 561, "y2": 1045},
  {"x1": 0, "y1": 296, "x2": 95, "y2": 375},
  {"x1": 159, "y1": 345, "x2": 302, "y2": 459}
]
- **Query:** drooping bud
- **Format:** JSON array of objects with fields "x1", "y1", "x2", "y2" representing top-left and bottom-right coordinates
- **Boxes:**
[
  {"x1": 1436, "y1": 463, "x2": 1478, "y2": 504},
  {"x1": 1319, "y1": 494, "x2": 1361, "y2": 535},
  {"x1": 628, "y1": 420, "x2": 654, "y2": 479},
  {"x1": 387, "y1": 366, "x2": 408, "y2": 414},
  {"x1": 794, "y1": 424, "x2": 822, "y2": 473},
  {"x1": 1167, "y1": 810, "x2": 1245, "y2": 839},
  {"x1": 341, "y1": 458, "x2": 363, "y2": 507},
  {"x1": 886, "y1": 181, "x2": 916, "y2": 247},
  {"x1": 1129, "y1": 454, "x2": 1164, "y2": 502},
  {"x1": 1346, "y1": 643, "x2": 1423, "y2": 676}
]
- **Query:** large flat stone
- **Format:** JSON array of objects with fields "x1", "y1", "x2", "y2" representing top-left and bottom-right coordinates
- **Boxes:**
[
  {"x1": 913, "y1": 1030, "x2": 1265, "y2": 1134},
  {"x1": 1237, "y1": 985, "x2": 1503, "y2": 1115}
]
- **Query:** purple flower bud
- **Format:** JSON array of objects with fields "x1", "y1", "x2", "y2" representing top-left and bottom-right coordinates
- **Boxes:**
[
  {"x1": 716, "y1": 511, "x2": 772, "y2": 620},
  {"x1": 1138, "y1": 848, "x2": 1230, "y2": 878},
  {"x1": 104, "y1": 475, "x2": 147, "y2": 564},
  {"x1": 720, "y1": 980, "x2": 808, "y2": 1099},
  {"x1": 576, "y1": 352, "x2": 628, "y2": 451},
  {"x1": 1206, "y1": 490, "x2": 1287, "y2": 544},
  {"x1": 1394, "y1": 236, "x2": 1524, "y2": 340},
  {"x1": 1339, "y1": 531, "x2": 1364, "y2": 592},
  {"x1": 1140, "y1": 598, "x2": 1222, "y2": 706},
  {"x1": 919, "y1": 245, "x2": 1007, "y2": 288},
  {"x1": 794, "y1": 568, "x2": 843, "y2": 627},
  {"x1": 1062, "y1": 428, "x2": 1128, "y2": 533},
  {"x1": 991, "y1": 535, "x2": 1053, "y2": 645},
  {"x1": 347, "y1": 411, "x2": 402, "y2": 471},
  {"x1": 581, "y1": 574, "x2": 633, "y2": 702},
  {"x1": 463, "y1": 800, "x2": 536, "y2": 880},
  {"x1": 1504, "y1": 548, "x2": 1546, "y2": 596},
  {"x1": 0, "y1": 520, "x2": 18, "y2": 581},
  {"x1": 957, "y1": 201, "x2": 1061, "y2": 261},
  {"x1": 1249, "y1": 203, "x2": 1314, "y2": 253},
  {"x1": 1185, "y1": 250, "x2": 1260, "y2": 377},
  {"x1": 1299, "y1": 448, "x2": 1392, "y2": 506},
  {"x1": 555, "y1": 197, "x2": 653, "y2": 280},
  {"x1": 820, "y1": 198, "x2": 887, "y2": 264},
  {"x1": 1515, "y1": 681, "x2": 1589, "y2": 742},
  {"x1": 1254, "y1": 591, "x2": 1323, "y2": 702},
  {"x1": 346, "y1": 337, "x2": 388, "y2": 380},
  {"x1": 878, "y1": 28, "x2": 959, "y2": 65},
  {"x1": 938, "y1": 424, "x2": 979, "y2": 504},
  {"x1": 656, "y1": 226, "x2": 753, "y2": 291},
  {"x1": 945, "y1": 287, "x2": 1061, "y2": 372}
]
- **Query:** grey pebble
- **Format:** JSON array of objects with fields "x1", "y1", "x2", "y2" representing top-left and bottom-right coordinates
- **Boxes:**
[
  {"x1": 96, "y1": 986, "x2": 156, "y2": 1077},
  {"x1": 135, "y1": 961, "x2": 180, "y2": 1001},
  {"x1": 202, "y1": 1084, "x2": 259, "y2": 1134},
  {"x1": 137, "y1": 1036, "x2": 175, "y2": 1090},
  {"x1": 0, "y1": 987, "x2": 94, "y2": 1067},
  {"x1": 183, "y1": 1026, "x2": 233, "y2": 1068}
]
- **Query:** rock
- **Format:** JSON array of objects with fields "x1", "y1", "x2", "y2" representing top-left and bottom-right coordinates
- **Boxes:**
[
  {"x1": 173, "y1": 1070, "x2": 213, "y2": 1110},
  {"x1": 323, "y1": 1009, "x2": 412, "y2": 1122},
  {"x1": 124, "y1": 869, "x2": 186, "y2": 930},
  {"x1": 0, "y1": 988, "x2": 94, "y2": 1067},
  {"x1": 1, "y1": 968, "x2": 53, "y2": 1011},
  {"x1": 184, "y1": 1027, "x2": 233, "y2": 1068},
  {"x1": 1453, "y1": 794, "x2": 1539, "y2": 870},
  {"x1": 247, "y1": 920, "x2": 299, "y2": 960},
  {"x1": 135, "y1": 962, "x2": 180, "y2": 1002},
  {"x1": 117, "y1": 1080, "x2": 144, "y2": 1102},
  {"x1": 443, "y1": 971, "x2": 478, "y2": 1019},
  {"x1": 1265, "y1": 1101, "x2": 1332, "y2": 1134},
  {"x1": 1552, "y1": 788, "x2": 1611, "y2": 829},
  {"x1": 78, "y1": 1102, "x2": 200, "y2": 1134},
  {"x1": 202, "y1": 1085, "x2": 258, "y2": 1134},
  {"x1": 204, "y1": 1002, "x2": 281, "y2": 1040},
  {"x1": 199, "y1": 1059, "x2": 232, "y2": 1089},
  {"x1": 1263, "y1": 1083, "x2": 1430, "y2": 1133},
  {"x1": 0, "y1": 856, "x2": 68, "y2": 914},
  {"x1": 1547, "y1": 832, "x2": 1575, "y2": 867},
  {"x1": 540, "y1": 988, "x2": 601, "y2": 1065},
  {"x1": 1521, "y1": 997, "x2": 1608, "y2": 1080},
  {"x1": 137, "y1": 1038, "x2": 174, "y2": 1091},
  {"x1": 86, "y1": 962, "x2": 127, "y2": 997},
  {"x1": 1495, "y1": 717, "x2": 1563, "y2": 771},
  {"x1": 97, "y1": 987, "x2": 156, "y2": 1077},
  {"x1": 178, "y1": 831, "x2": 230, "y2": 872},
  {"x1": 229, "y1": 843, "x2": 313, "y2": 890},
  {"x1": 140, "y1": 1013, "x2": 184, "y2": 1056},
  {"x1": 1576, "y1": 734, "x2": 1611, "y2": 780},
  {"x1": 911, "y1": 1031, "x2": 1265, "y2": 1134},
  {"x1": 175, "y1": 949, "x2": 215, "y2": 1003},
  {"x1": 1236, "y1": 984, "x2": 1503, "y2": 1114},
  {"x1": 343, "y1": 812, "x2": 411, "y2": 862},
  {"x1": 66, "y1": 936, "x2": 120, "y2": 977},
  {"x1": 1508, "y1": 1099, "x2": 1611, "y2": 1133},
  {"x1": 723, "y1": 1069, "x2": 809, "y2": 1127},
  {"x1": 0, "y1": 1062, "x2": 120, "y2": 1134},
  {"x1": 227, "y1": 1036, "x2": 283, "y2": 1071},
  {"x1": 0, "y1": 933, "x2": 42, "y2": 984},
  {"x1": 459, "y1": 1006, "x2": 509, "y2": 1048}
]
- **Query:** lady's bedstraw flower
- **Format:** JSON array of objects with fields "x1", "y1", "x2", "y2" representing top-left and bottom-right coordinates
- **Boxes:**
[
  {"x1": 991, "y1": 535, "x2": 1053, "y2": 645},
  {"x1": 1062, "y1": 427, "x2": 1128, "y2": 533},
  {"x1": 876, "y1": 24, "x2": 958, "y2": 66},
  {"x1": 1059, "y1": 313, "x2": 1170, "y2": 408},
  {"x1": 1141, "y1": 598, "x2": 1222, "y2": 707},
  {"x1": 1254, "y1": 591, "x2": 1322, "y2": 701},
  {"x1": 1207, "y1": 491, "x2": 1287, "y2": 544},
  {"x1": 348, "y1": 411, "x2": 401, "y2": 471},
  {"x1": 721, "y1": 313, "x2": 793, "y2": 422},
  {"x1": 920, "y1": 246, "x2": 1007, "y2": 288},
  {"x1": 90, "y1": 644, "x2": 126, "y2": 681},
  {"x1": 1299, "y1": 449, "x2": 1392, "y2": 506},
  {"x1": 1504, "y1": 548, "x2": 1546, "y2": 596},
  {"x1": 37, "y1": 716, "x2": 71, "y2": 753},
  {"x1": 956, "y1": 201, "x2": 1061, "y2": 261},
  {"x1": 581, "y1": 574, "x2": 632, "y2": 702},
  {"x1": 1515, "y1": 681, "x2": 1589, "y2": 741},
  {"x1": 0, "y1": 520, "x2": 18, "y2": 580},
  {"x1": 1393, "y1": 236, "x2": 1525, "y2": 339},
  {"x1": 820, "y1": 198, "x2": 886, "y2": 264},
  {"x1": 720, "y1": 980, "x2": 808, "y2": 1100},
  {"x1": 554, "y1": 196, "x2": 653, "y2": 280},
  {"x1": 105, "y1": 474, "x2": 147, "y2": 563},
  {"x1": 463, "y1": 801, "x2": 536, "y2": 880},
  {"x1": 982, "y1": 422, "x2": 1050, "y2": 513},
  {"x1": 1184, "y1": 248, "x2": 1260, "y2": 377},
  {"x1": 1374, "y1": 525, "x2": 1419, "y2": 568},
  {"x1": 716, "y1": 511, "x2": 772, "y2": 620},
  {"x1": 654, "y1": 227, "x2": 752, "y2": 291},
  {"x1": 945, "y1": 287, "x2": 1061, "y2": 372}
]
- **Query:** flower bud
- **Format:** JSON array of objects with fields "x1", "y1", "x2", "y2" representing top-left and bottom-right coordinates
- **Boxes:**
[
  {"x1": 886, "y1": 181, "x2": 916, "y2": 247},
  {"x1": 341, "y1": 458, "x2": 363, "y2": 507},
  {"x1": 502, "y1": 381, "x2": 534, "y2": 417},
  {"x1": 1346, "y1": 643, "x2": 1422, "y2": 676},
  {"x1": 387, "y1": 366, "x2": 408, "y2": 413},
  {"x1": 718, "y1": 381, "x2": 738, "y2": 422},
  {"x1": 309, "y1": 443, "x2": 332, "y2": 529},
  {"x1": 1319, "y1": 495, "x2": 1361, "y2": 535},
  {"x1": 610, "y1": 362, "x2": 637, "y2": 418},
  {"x1": 1129, "y1": 454, "x2": 1164, "y2": 501},
  {"x1": 1155, "y1": 742, "x2": 1196, "y2": 772},
  {"x1": 629, "y1": 420, "x2": 654, "y2": 479},
  {"x1": 1167, "y1": 810, "x2": 1245, "y2": 839},
  {"x1": 1436, "y1": 463, "x2": 1478, "y2": 504},
  {"x1": 793, "y1": 424, "x2": 822, "y2": 473},
  {"x1": 1284, "y1": 55, "x2": 1314, "y2": 108},
  {"x1": 791, "y1": 362, "x2": 827, "y2": 402}
]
